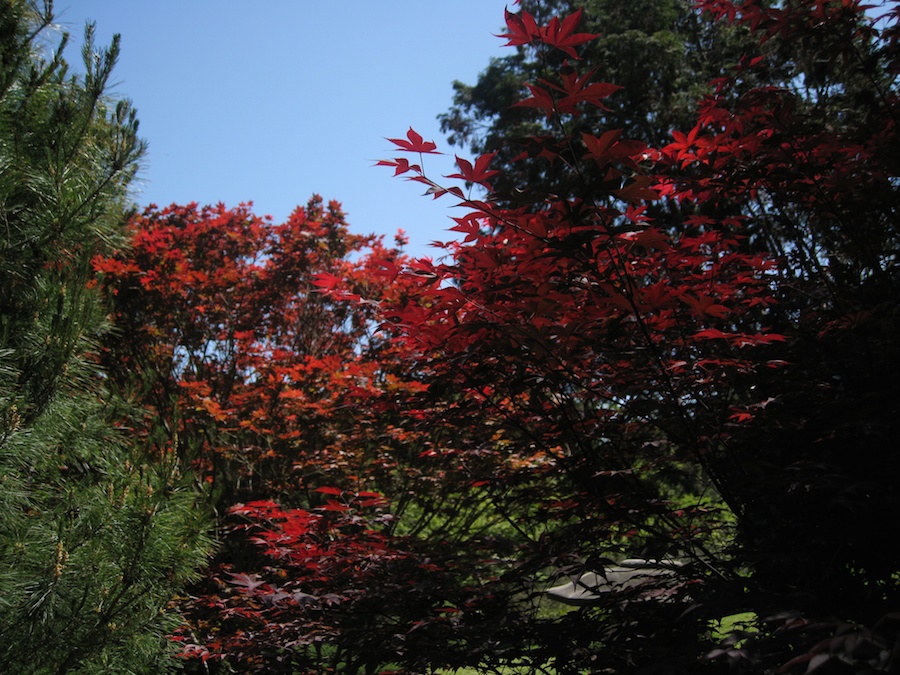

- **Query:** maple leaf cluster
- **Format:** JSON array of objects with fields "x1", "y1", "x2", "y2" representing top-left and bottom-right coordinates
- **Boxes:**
[
  {"x1": 171, "y1": 492, "x2": 478, "y2": 673},
  {"x1": 364, "y1": 2, "x2": 898, "y2": 672},
  {"x1": 93, "y1": 196, "x2": 420, "y2": 501}
]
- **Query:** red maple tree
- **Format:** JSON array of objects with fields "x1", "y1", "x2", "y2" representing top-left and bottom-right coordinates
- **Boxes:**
[
  {"x1": 365, "y1": 1, "x2": 898, "y2": 671},
  {"x1": 94, "y1": 196, "x2": 414, "y2": 502}
]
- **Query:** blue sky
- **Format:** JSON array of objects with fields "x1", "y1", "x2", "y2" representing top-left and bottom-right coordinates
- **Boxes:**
[{"x1": 57, "y1": 2, "x2": 512, "y2": 257}]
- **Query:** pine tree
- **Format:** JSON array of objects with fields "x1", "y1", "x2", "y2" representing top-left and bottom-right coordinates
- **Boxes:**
[{"x1": 0, "y1": 2, "x2": 210, "y2": 672}]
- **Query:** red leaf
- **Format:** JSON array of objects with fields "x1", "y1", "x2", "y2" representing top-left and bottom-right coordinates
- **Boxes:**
[
  {"x1": 540, "y1": 8, "x2": 600, "y2": 59},
  {"x1": 497, "y1": 8, "x2": 541, "y2": 48},
  {"x1": 511, "y1": 83, "x2": 560, "y2": 119},
  {"x1": 516, "y1": 69, "x2": 621, "y2": 118},
  {"x1": 312, "y1": 272, "x2": 342, "y2": 292},
  {"x1": 319, "y1": 501, "x2": 350, "y2": 512},
  {"x1": 681, "y1": 294, "x2": 730, "y2": 319},
  {"x1": 581, "y1": 129, "x2": 622, "y2": 161},
  {"x1": 387, "y1": 127, "x2": 439, "y2": 154},
  {"x1": 615, "y1": 175, "x2": 659, "y2": 203},
  {"x1": 619, "y1": 227, "x2": 670, "y2": 251},
  {"x1": 445, "y1": 153, "x2": 500, "y2": 190},
  {"x1": 556, "y1": 68, "x2": 621, "y2": 112},
  {"x1": 694, "y1": 328, "x2": 731, "y2": 340},
  {"x1": 375, "y1": 157, "x2": 421, "y2": 176}
]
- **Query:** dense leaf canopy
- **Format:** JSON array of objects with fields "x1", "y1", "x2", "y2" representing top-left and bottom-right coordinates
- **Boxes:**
[{"x1": 71, "y1": 1, "x2": 900, "y2": 673}]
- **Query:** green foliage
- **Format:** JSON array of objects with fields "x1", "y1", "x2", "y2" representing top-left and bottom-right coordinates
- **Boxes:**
[
  {"x1": 0, "y1": 388, "x2": 210, "y2": 674},
  {"x1": 0, "y1": 0, "x2": 141, "y2": 422},
  {"x1": 0, "y1": 1, "x2": 210, "y2": 671}
]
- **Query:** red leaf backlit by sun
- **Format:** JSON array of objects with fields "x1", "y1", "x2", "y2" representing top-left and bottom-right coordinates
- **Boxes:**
[
  {"x1": 386, "y1": 127, "x2": 439, "y2": 154},
  {"x1": 539, "y1": 8, "x2": 600, "y2": 59},
  {"x1": 445, "y1": 153, "x2": 500, "y2": 191}
]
